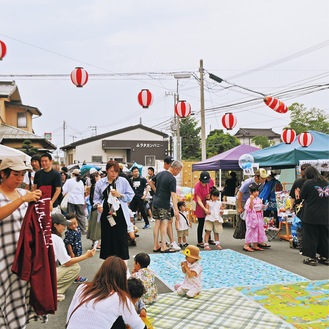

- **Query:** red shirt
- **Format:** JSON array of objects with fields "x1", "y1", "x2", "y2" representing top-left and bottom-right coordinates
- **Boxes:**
[
  {"x1": 193, "y1": 179, "x2": 214, "y2": 218},
  {"x1": 12, "y1": 186, "x2": 57, "y2": 315}
]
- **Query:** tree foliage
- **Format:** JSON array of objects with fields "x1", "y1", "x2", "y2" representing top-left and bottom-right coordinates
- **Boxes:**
[
  {"x1": 21, "y1": 140, "x2": 39, "y2": 156},
  {"x1": 288, "y1": 103, "x2": 329, "y2": 134},
  {"x1": 180, "y1": 116, "x2": 201, "y2": 160},
  {"x1": 251, "y1": 136, "x2": 274, "y2": 149},
  {"x1": 206, "y1": 129, "x2": 240, "y2": 158}
]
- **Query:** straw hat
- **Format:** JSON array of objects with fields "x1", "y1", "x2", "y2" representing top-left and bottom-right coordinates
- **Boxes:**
[{"x1": 182, "y1": 245, "x2": 201, "y2": 260}]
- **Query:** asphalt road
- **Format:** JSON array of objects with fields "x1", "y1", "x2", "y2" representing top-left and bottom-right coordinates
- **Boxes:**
[{"x1": 27, "y1": 219, "x2": 329, "y2": 329}]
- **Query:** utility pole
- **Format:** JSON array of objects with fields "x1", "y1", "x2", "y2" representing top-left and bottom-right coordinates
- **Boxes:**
[
  {"x1": 63, "y1": 120, "x2": 66, "y2": 146},
  {"x1": 200, "y1": 59, "x2": 206, "y2": 161},
  {"x1": 174, "y1": 73, "x2": 191, "y2": 161},
  {"x1": 89, "y1": 126, "x2": 97, "y2": 136}
]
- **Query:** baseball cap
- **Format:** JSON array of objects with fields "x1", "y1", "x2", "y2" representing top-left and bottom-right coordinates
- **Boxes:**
[
  {"x1": 51, "y1": 213, "x2": 72, "y2": 226},
  {"x1": 255, "y1": 168, "x2": 269, "y2": 179},
  {"x1": 199, "y1": 171, "x2": 210, "y2": 183},
  {"x1": 0, "y1": 157, "x2": 32, "y2": 172},
  {"x1": 164, "y1": 156, "x2": 174, "y2": 164},
  {"x1": 72, "y1": 169, "x2": 80, "y2": 175},
  {"x1": 89, "y1": 168, "x2": 97, "y2": 175}
]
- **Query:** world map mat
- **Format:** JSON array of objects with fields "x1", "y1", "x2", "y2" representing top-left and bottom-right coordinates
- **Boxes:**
[{"x1": 149, "y1": 249, "x2": 308, "y2": 290}]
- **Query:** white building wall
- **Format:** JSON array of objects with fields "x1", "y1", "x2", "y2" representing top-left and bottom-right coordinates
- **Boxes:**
[
  {"x1": 68, "y1": 127, "x2": 168, "y2": 164},
  {"x1": 75, "y1": 140, "x2": 104, "y2": 163}
]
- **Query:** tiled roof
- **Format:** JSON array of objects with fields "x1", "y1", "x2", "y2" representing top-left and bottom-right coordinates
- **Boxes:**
[
  {"x1": 234, "y1": 128, "x2": 280, "y2": 138},
  {"x1": 0, "y1": 81, "x2": 20, "y2": 100},
  {"x1": 0, "y1": 124, "x2": 56, "y2": 149}
]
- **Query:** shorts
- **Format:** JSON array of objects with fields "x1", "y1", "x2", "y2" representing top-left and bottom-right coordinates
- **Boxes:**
[
  {"x1": 152, "y1": 207, "x2": 172, "y2": 220},
  {"x1": 205, "y1": 221, "x2": 223, "y2": 234},
  {"x1": 177, "y1": 229, "x2": 189, "y2": 238}
]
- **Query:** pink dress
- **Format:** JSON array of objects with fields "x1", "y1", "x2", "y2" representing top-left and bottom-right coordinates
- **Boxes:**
[{"x1": 244, "y1": 197, "x2": 267, "y2": 244}]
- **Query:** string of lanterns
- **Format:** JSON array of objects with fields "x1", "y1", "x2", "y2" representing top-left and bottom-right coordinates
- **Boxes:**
[{"x1": 0, "y1": 39, "x2": 314, "y2": 147}]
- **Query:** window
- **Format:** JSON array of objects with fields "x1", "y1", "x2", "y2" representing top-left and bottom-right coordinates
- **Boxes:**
[
  {"x1": 17, "y1": 112, "x2": 27, "y2": 128},
  {"x1": 91, "y1": 156, "x2": 102, "y2": 163},
  {"x1": 145, "y1": 155, "x2": 155, "y2": 166}
]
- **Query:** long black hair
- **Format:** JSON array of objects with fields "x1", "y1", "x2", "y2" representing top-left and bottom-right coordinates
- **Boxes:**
[{"x1": 304, "y1": 166, "x2": 328, "y2": 182}]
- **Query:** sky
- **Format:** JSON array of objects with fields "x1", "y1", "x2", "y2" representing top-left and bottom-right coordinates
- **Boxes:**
[{"x1": 0, "y1": 0, "x2": 328, "y2": 151}]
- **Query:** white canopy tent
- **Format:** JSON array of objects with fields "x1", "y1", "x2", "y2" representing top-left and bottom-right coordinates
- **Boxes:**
[{"x1": 0, "y1": 145, "x2": 31, "y2": 163}]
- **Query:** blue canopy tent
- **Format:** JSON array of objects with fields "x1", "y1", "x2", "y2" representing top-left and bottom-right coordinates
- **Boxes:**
[
  {"x1": 192, "y1": 144, "x2": 260, "y2": 171},
  {"x1": 250, "y1": 130, "x2": 329, "y2": 169}
]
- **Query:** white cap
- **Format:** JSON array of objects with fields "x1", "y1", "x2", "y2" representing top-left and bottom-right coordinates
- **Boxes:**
[{"x1": 89, "y1": 168, "x2": 97, "y2": 175}]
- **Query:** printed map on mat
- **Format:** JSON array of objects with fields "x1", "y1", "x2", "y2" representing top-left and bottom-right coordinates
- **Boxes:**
[{"x1": 149, "y1": 249, "x2": 308, "y2": 290}]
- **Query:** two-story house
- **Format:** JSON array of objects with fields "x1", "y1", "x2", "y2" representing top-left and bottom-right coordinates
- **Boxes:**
[
  {"x1": 234, "y1": 128, "x2": 281, "y2": 147},
  {"x1": 0, "y1": 81, "x2": 56, "y2": 151}
]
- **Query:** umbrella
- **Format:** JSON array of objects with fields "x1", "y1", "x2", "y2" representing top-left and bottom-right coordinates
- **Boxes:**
[
  {"x1": 80, "y1": 164, "x2": 101, "y2": 177},
  {"x1": 130, "y1": 162, "x2": 143, "y2": 175}
]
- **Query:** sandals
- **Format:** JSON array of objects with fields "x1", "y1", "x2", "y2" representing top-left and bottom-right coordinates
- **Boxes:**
[
  {"x1": 317, "y1": 257, "x2": 329, "y2": 266},
  {"x1": 252, "y1": 246, "x2": 264, "y2": 251},
  {"x1": 303, "y1": 258, "x2": 317, "y2": 266},
  {"x1": 257, "y1": 243, "x2": 271, "y2": 248},
  {"x1": 197, "y1": 243, "x2": 204, "y2": 248},
  {"x1": 216, "y1": 244, "x2": 222, "y2": 250},
  {"x1": 243, "y1": 246, "x2": 254, "y2": 252},
  {"x1": 204, "y1": 245, "x2": 211, "y2": 251},
  {"x1": 152, "y1": 248, "x2": 161, "y2": 252},
  {"x1": 160, "y1": 248, "x2": 176, "y2": 253}
]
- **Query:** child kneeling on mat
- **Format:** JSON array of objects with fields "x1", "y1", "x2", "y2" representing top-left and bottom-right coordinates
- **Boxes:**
[{"x1": 174, "y1": 245, "x2": 202, "y2": 298}]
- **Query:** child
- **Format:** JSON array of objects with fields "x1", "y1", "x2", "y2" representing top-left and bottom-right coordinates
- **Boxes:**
[
  {"x1": 64, "y1": 213, "x2": 87, "y2": 283},
  {"x1": 111, "y1": 277, "x2": 149, "y2": 329},
  {"x1": 128, "y1": 208, "x2": 137, "y2": 246},
  {"x1": 204, "y1": 188, "x2": 224, "y2": 250},
  {"x1": 131, "y1": 253, "x2": 158, "y2": 305},
  {"x1": 175, "y1": 245, "x2": 202, "y2": 298},
  {"x1": 243, "y1": 183, "x2": 268, "y2": 252},
  {"x1": 176, "y1": 201, "x2": 191, "y2": 248}
]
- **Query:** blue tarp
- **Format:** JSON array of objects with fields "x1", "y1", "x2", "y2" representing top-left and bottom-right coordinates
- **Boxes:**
[
  {"x1": 250, "y1": 130, "x2": 329, "y2": 169},
  {"x1": 192, "y1": 144, "x2": 259, "y2": 171}
]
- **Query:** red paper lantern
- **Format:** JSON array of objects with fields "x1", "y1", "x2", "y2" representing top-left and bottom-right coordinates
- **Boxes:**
[
  {"x1": 221, "y1": 113, "x2": 237, "y2": 130},
  {"x1": 175, "y1": 101, "x2": 191, "y2": 118},
  {"x1": 298, "y1": 132, "x2": 313, "y2": 147},
  {"x1": 137, "y1": 89, "x2": 153, "y2": 108},
  {"x1": 0, "y1": 40, "x2": 7, "y2": 60},
  {"x1": 71, "y1": 67, "x2": 88, "y2": 87},
  {"x1": 281, "y1": 128, "x2": 296, "y2": 144},
  {"x1": 264, "y1": 96, "x2": 288, "y2": 114}
]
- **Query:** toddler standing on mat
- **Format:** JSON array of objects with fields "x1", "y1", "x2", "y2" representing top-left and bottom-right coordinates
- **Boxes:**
[
  {"x1": 204, "y1": 187, "x2": 224, "y2": 250},
  {"x1": 176, "y1": 201, "x2": 191, "y2": 249},
  {"x1": 174, "y1": 245, "x2": 202, "y2": 298}
]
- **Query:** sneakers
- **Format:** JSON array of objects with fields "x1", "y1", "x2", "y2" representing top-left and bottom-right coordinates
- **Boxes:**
[
  {"x1": 170, "y1": 241, "x2": 181, "y2": 251},
  {"x1": 74, "y1": 276, "x2": 88, "y2": 283},
  {"x1": 143, "y1": 224, "x2": 151, "y2": 229}
]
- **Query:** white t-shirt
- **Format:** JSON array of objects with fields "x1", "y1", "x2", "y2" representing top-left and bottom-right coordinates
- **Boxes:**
[
  {"x1": 67, "y1": 285, "x2": 145, "y2": 329},
  {"x1": 62, "y1": 178, "x2": 85, "y2": 205},
  {"x1": 52, "y1": 233, "x2": 71, "y2": 265},
  {"x1": 205, "y1": 200, "x2": 223, "y2": 223}
]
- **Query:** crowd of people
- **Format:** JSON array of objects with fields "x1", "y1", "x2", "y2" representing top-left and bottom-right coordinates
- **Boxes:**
[{"x1": 0, "y1": 152, "x2": 328, "y2": 328}]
